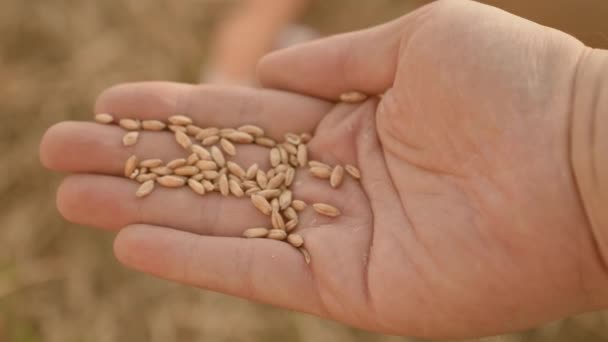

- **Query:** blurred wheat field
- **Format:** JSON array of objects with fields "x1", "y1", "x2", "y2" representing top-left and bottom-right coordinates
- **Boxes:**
[{"x1": 1, "y1": 0, "x2": 607, "y2": 341}]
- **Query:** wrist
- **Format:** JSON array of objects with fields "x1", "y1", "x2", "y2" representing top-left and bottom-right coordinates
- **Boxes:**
[{"x1": 571, "y1": 47, "x2": 608, "y2": 305}]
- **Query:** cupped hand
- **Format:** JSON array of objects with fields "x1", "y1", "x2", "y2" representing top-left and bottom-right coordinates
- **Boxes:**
[{"x1": 39, "y1": 0, "x2": 608, "y2": 338}]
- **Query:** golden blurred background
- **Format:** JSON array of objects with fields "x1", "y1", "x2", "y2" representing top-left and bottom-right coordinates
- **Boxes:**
[{"x1": 1, "y1": 0, "x2": 607, "y2": 341}]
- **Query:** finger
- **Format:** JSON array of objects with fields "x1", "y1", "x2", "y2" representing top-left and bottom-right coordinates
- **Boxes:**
[
  {"x1": 114, "y1": 224, "x2": 326, "y2": 316},
  {"x1": 57, "y1": 174, "x2": 272, "y2": 234},
  {"x1": 41, "y1": 121, "x2": 270, "y2": 175},
  {"x1": 94, "y1": 82, "x2": 332, "y2": 140},
  {"x1": 257, "y1": 4, "x2": 434, "y2": 100}
]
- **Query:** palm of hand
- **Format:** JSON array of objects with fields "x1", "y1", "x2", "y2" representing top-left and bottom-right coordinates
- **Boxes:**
[{"x1": 41, "y1": 0, "x2": 603, "y2": 339}]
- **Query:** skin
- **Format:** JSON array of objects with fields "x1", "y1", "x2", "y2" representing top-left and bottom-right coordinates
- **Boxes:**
[{"x1": 39, "y1": 0, "x2": 608, "y2": 339}]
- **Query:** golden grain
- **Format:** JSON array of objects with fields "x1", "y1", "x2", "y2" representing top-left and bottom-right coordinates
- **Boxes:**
[
  {"x1": 187, "y1": 153, "x2": 199, "y2": 165},
  {"x1": 267, "y1": 229, "x2": 287, "y2": 241},
  {"x1": 339, "y1": 91, "x2": 368, "y2": 103},
  {"x1": 202, "y1": 135, "x2": 220, "y2": 146},
  {"x1": 257, "y1": 189, "x2": 281, "y2": 199},
  {"x1": 226, "y1": 131, "x2": 254, "y2": 144},
  {"x1": 136, "y1": 173, "x2": 158, "y2": 183},
  {"x1": 142, "y1": 120, "x2": 166, "y2": 131},
  {"x1": 124, "y1": 155, "x2": 138, "y2": 177},
  {"x1": 245, "y1": 163, "x2": 258, "y2": 180},
  {"x1": 210, "y1": 146, "x2": 226, "y2": 167},
  {"x1": 119, "y1": 118, "x2": 140, "y2": 131},
  {"x1": 285, "y1": 167, "x2": 295, "y2": 186},
  {"x1": 291, "y1": 200, "x2": 307, "y2": 211},
  {"x1": 168, "y1": 115, "x2": 193, "y2": 126},
  {"x1": 195, "y1": 160, "x2": 218, "y2": 171},
  {"x1": 217, "y1": 174, "x2": 229, "y2": 196},
  {"x1": 94, "y1": 113, "x2": 114, "y2": 124},
  {"x1": 278, "y1": 146, "x2": 289, "y2": 164},
  {"x1": 251, "y1": 194, "x2": 272, "y2": 215},
  {"x1": 227, "y1": 161, "x2": 246, "y2": 179},
  {"x1": 299, "y1": 247, "x2": 311, "y2": 264},
  {"x1": 297, "y1": 144, "x2": 308, "y2": 167},
  {"x1": 283, "y1": 207, "x2": 297, "y2": 220},
  {"x1": 129, "y1": 169, "x2": 140, "y2": 179},
  {"x1": 313, "y1": 203, "x2": 341, "y2": 217},
  {"x1": 168, "y1": 124, "x2": 187, "y2": 133},
  {"x1": 266, "y1": 173, "x2": 285, "y2": 190},
  {"x1": 203, "y1": 170, "x2": 219, "y2": 180},
  {"x1": 330, "y1": 165, "x2": 345, "y2": 188},
  {"x1": 310, "y1": 166, "x2": 332, "y2": 179},
  {"x1": 300, "y1": 133, "x2": 312, "y2": 143},
  {"x1": 220, "y1": 138, "x2": 236, "y2": 156},
  {"x1": 174, "y1": 166, "x2": 199, "y2": 176},
  {"x1": 271, "y1": 198, "x2": 280, "y2": 212},
  {"x1": 285, "y1": 218, "x2": 299, "y2": 232},
  {"x1": 157, "y1": 175, "x2": 186, "y2": 188},
  {"x1": 139, "y1": 159, "x2": 163, "y2": 168},
  {"x1": 229, "y1": 179, "x2": 244, "y2": 197},
  {"x1": 192, "y1": 173, "x2": 204, "y2": 181},
  {"x1": 191, "y1": 145, "x2": 211, "y2": 160},
  {"x1": 195, "y1": 127, "x2": 219, "y2": 140},
  {"x1": 202, "y1": 180, "x2": 215, "y2": 192},
  {"x1": 287, "y1": 234, "x2": 304, "y2": 247},
  {"x1": 243, "y1": 227, "x2": 269, "y2": 238},
  {"x1": 241, "y1": 180, "x2": 258, "y2": 189},
  {"x1": 285, "y1": 133, "x2": 301, "y2": 145},
  {"x1": 245, "y1": 187, "x2": 261, "y2": 196},
  {"x1": 269, "y1": 148, "x2": 281, "y2": 167},
  {"x1": 151, "y1": 166, "x2": 172, "y2": 176},
  {"x1": 255, "y1": 136, "x2": 276, "y2": 147},
  {"x1": 279, "y1": 190, "x2": 292, "y2": 210},
  {"x1": 345, "y1": 164, "x2": 361, "y2": 180},
  {"x1": 256, "y1": 170, "x2": 268, "y2": 189},
  {"x1": 308, "y1": 160, "x2": 331, "y2": 169},
  {"x1": 136, "y1": 180, "x2": 155, "y2": 198},
  {"x1": 188, "y1": 179, "x2": 206, "y2": 195},
  {"x1": 238, "y1": 125, "x2": 265, "y2": 137},
  {"x1": 282, "y1": 143, "x2": 298, "y2": 155},
  {"x1": 167, "y1": 158, "x2": 187, "y2": 169}
]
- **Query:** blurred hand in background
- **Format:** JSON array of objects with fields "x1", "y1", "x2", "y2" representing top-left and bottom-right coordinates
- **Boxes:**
[
  {"x1": 203, "y1": 0, "x2": 316, "y2": 86},
  {"x1": 40, "y1": 0, "x2": 608, "y2": 339}
]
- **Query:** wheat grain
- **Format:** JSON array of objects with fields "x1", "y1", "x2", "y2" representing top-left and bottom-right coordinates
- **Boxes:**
[
  {"x1": 300, "y1": 133, "x2": 312, "y2": 143},
  {"x1": 297, "y1": 144, "x2": 308, "y2": 167},
  {"x1": 271, "y1": 210, "x2": 286, "y2": 230},
  {"x1": 219, "y1": 128, "x2": 236, "y2": 137},
  {"x1": 245, "y1": 187, "x2": 261, "y2": 196},
  {"x1": 279, "y1": 190, "x2": 292, "y2": 210},
  {"x1": 308, "y1": 160, "x2": 331, "y2": 169},
  {"x1": 310, "y1": 166, "x2": 332, "y2": 179},
  {"x1": 186, "y1": 153, "x2": 199, "y2": 165},
  {"x1": 191, "y1": 173, "x2": 204, "y2": 181},
  {"x1": 238, "y1": 125, "x2": 264, "y2": 137},
  {"x1": 241, "y1": 180, "x2": 258, "y2": 189},
  {"x1": 174, "y1": 130, "x2": 191, "y2": 150},
  {"x1": 136, "y1": 173, "x2": 157, "y2": 183},
  {"x1": 168, "y1": 115, "x2": 193, "y2": 126},
  {"x1": 256, "y1": 170, "x2": 268, "y2": 189},
  {"x1": 142, "y1": 120, "x2": 166, "y2": 131},
  {"x1": 287, "y1": 234, "x2": 304, "y2": 247},
  {"x1": 202, "y1": 180, "x2": 215, "y2": 192},
  {"x1": 195, "y1": 127, "x2": 219, "y2": 140},
  {"x1": 157, "y1": 175, "x2": 186, "y2": 188},
  {"x1": 139, "y1": 159, "x2": 163, "y2": 168},
  {"x1": 339, "y1": 91, "x2": 368, "y2": 103},
  {"x1": 285, "y1": 218, "x2": 298, "y2": 232},
  {"x1": 219, "y1": 174, "x2": 229, "y2": 196},
  {"x1": 278, "y1": 146, "x2": 289, "y2": 164},
  {"x1": 283, "y1": 207, "x2": 297, "y2": 220},
  {"x1": 285, "y1": 167, "x2": 295, "y2": 186},
  {"x1": 285, "y1": 133, "x2": 301, "y2": 145},
  {"x1": 202, "y1": 135, "x2": 220, "y2": 146},
  {"x1": 136, "y1": 180, "x2": 155, "y2": 198},
  {"x1": 186, "y1": 125, "x2": 202, "y2": 136},
  {"x1": 202, "y1": 170, "x2": 219, "y2": 180},
  {"x1": 226, "y1": 131, "x2": 254, "y2": 144},
  {"x1": 167, "y1": 158, "x2": 187, "y2": 169},
  {"x1": 345, "y1": 164, "x2": 361, "y2": 180},
  {"x1": 210, "y1": 146, "x2": 226, "y2": 167},
  {"x1": 255, "y1": 137, "x2": 276, "y2": 147},
  {"x1": 174, "y1": 166, "x2": 199, "y2": 176},
  {"x1": 251, "y1": 194, "x2": 272, "y2": 215},
  {"x1": 267, "y1": 229, "x2": 287, "y2": 241},
  {"x1": 257, "y1": 189, "x2": 281, "y2": 199},
  {"x1": 330, "y1": 165, "x2": 345, "y2": 188},
  {"x1": 168, "y1": 125, "x2": 187, "y2": 133},
  {"x1": 94, "y1": 113, "x2": 114, "y2": 124},
  {"x1": 266, "y1": 173, "x2": 285, "y2": 190},
  {"x1": 313, "y1": 203, "x2": 341, "y2": 217},
  {"x1": 195, "y1": 160, "x2": 218, "y2": 171},
  {"x1": 299, "y1": 247, "x2": 311, "y2": 264},
  {"x1": 245, "y1": 163, "x2": 258, "y2": 180},
  {"x1": 291, "y1": 200, "x2": 307, "y2": 211},
  {"x1": 269, "y1": 148, "x2": 281, "y2": 167},
  {"x1": 188, "y1": 179, "x2": 206, "y2": 195},
  {"x1": 191, "y1": 145, "x2": 211, "y2": 160},
  {"x1": 229, "y1": 179, "x2": 244, "y2": 197},
  {"x1": 124, "y1": 155, "x2": 138, "y2": 177},
  {"x1": 282, "y1": 143, "x2": 297, "y2": 155},
  {"x1": 243, "y1": 227, "x2": 269, "y2": 238},
  {"x1": 220, "y1": 138, "x2": 237, "y2": 156},
  {"x1": 271, "y1": 198, "x2": 280, "y2": 212},
  {"x1": 119, "y1": 118, "x2": 140, "y2": 131},
  {"x1": 151, "y1": 166, "x2": 172, "y2": 176},
  {"x1": 227, "y1": 161, "x2": 246, "y2": 179}
]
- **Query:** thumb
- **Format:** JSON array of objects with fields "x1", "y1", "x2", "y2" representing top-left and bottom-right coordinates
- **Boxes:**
[{"x1": 257, "y1": 5, "x2": 433, "y2": 100}]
